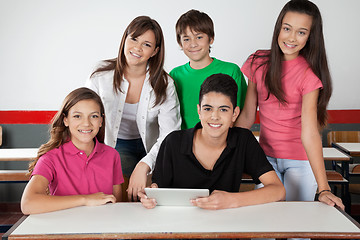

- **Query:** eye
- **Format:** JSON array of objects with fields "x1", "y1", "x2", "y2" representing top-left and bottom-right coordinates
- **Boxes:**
[
  {"x1": 91, "y1": 114, "x2": 99, "y2": 119},
  {"x1": 220, "y1": 108, "x2": 228, "y2": 112},
  {"x1": 144, "y1": 43, "x2": 152, "y2": 48},
  {"x1": 298, "y1": 31, "x2": 306, "y2": 36},
  {"x1": 182, "y1": 38, "x2": 190, "y2": 42},
  {"x1": 203, "y1": 107, "x2": 211, "y2": 111},
  {"x1": 283, "y1": 27, "x2": 290, "y2": 32},
  {"x1": 73, "y1": 115, "x2": 80, "y2": 119},
  {"x1": 130, "y1": 37, "x2": 137, "y2": 41},
  {"x1": 197, "y1": 36, "x2": 203, "y2": 40}
]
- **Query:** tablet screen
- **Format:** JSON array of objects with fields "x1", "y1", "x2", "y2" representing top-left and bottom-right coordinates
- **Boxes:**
[{"x1": 144, "y1": 188, "x2": 209, "y2": 206}]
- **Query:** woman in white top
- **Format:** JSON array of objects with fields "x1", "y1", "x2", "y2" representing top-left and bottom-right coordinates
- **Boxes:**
[{"x1": 86, "y1": 16, "x2": 181, "y2": 201}]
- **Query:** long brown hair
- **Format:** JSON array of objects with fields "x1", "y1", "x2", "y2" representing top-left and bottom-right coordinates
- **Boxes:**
[
  {"x1": 91, "y1": 16, "x2": 168, "y2": 106},
  {"x1": 28, "y1": 87, "x2": 106, "y2": 174},
  {"x1": 250, "y1": 0, "x2": 332, "y2": 127}
]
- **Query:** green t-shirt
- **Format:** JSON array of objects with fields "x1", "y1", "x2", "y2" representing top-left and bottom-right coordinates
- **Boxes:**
[{"x1": 170, "y1": 58, "x2": 247, "y2": 129}]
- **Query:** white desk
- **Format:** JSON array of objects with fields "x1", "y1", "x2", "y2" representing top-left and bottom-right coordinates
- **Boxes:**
[
  {"x1": 0, "y1": 148, "x2": 38, "y2": 161},
  {"x1": 333, "y1": 142, "x2": 360, "y2": 157},
  {"x1": 4, "y1": 202, "x2": 360, "y2": 239}
]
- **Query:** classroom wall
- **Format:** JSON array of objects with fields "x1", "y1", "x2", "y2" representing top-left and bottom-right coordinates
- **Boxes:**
[{"x1": 0, "y1": 0, "x2": 359, "y2": 111}]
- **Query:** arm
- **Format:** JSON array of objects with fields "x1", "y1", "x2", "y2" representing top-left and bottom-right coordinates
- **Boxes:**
[
  {"x1": 235, "y1": 80, "x2": 258, "y2": 129},
  {"x1": 192, "y1": 170, "x2": 285, "y2": 210},
  {"x1": 301, "y1": 89, "x2": 344, "y2": 210},
  {"x1": 21, "y1": 175, "x2": 116, "y2": 214},
  {"x1": 112, "y1": 184, "x2": 122, "y2": 202},
  {"x1": 127, "y1": 79, "x2": 181, "y2": 200}
]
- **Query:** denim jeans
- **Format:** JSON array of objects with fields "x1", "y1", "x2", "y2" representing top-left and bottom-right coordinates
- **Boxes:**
[
  {"x1": 115, "y1": 138, "x2": 146, "y2": 178},
  {"x1": 255, "y1": 157, "x2": 317, "y2": 240}
]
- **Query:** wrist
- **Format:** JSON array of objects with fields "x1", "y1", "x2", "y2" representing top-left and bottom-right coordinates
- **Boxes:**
[{"x1": 318, "y1": 189, "x2": 331, "y2": 195}]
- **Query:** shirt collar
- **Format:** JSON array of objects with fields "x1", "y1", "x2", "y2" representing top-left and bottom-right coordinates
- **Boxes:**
[{"x1": 62, "y1": 138, "x2": 104, "y2": 156}]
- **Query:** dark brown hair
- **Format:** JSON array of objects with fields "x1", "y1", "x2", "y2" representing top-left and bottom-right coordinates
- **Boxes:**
[
  {"x1": 250, "y1": 0, "x2": 332, "y2": 127},
  {"x1": 91, "y1": 16, "x2": 168, "y2": 106},
  {"x1": 28, "y1": 87, "x2": 105, "y2": 174},
  {"x1": 175, "y1": 9, "x2": 215, "y2": 49}
]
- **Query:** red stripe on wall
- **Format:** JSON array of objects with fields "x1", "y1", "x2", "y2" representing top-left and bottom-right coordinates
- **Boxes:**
[
  {"x1": 0, "y1": 110, "x2": 359, "y2": 124},
  {"x1": 0, "y1": 111, "x2": 57, "y2": 124},
  {"x1": 252, "y1": 109, "x2": 360, "y2": 124}
]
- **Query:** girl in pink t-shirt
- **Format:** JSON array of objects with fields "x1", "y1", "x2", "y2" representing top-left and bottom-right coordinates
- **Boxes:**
[
  {"x1": 236, "y1": 0, "x2": 344, "y2": 210},
  {"x1": 21, "y1": 87, "x2": 124, "y2": 214}
]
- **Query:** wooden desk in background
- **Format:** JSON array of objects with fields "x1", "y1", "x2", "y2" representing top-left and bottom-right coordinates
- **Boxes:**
[
  {"x1": 333, "y1": 142, "x2": 360, "y2": 157},
  {"x1": 0, "y1": 148, "x2": 37, "y2": 182},
  {"x1": 3, "y1": 202, "x2": 360, "y2": 239}
]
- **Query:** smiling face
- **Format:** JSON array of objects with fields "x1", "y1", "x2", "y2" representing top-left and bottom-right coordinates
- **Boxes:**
[
  {"x1": 197, "y1": 92, "x2": 239, "y2": 141},
  {"x1": 278, "y1": 11, "x2": 313, "y2": 61},
  {"x1": 180, "y1": 27, "x2": 214, "y2": 68},
  {"x1": 124, "y1": 30, "x2": 159, "y2": 68},
  {"x1": 63, "y1": 99, "x2": 103, "y2": 153}
]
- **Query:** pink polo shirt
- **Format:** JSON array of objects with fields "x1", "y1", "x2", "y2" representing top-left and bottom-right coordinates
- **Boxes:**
[
  {"x1": 241, "y1": 50, "x2": 323, "y2": 160},
  {"x1": 32, "y1": 139, "x2": 123, "y2": 196}
]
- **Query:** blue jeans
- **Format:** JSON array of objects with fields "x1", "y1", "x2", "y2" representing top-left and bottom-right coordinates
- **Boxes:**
[
  {"x1": 115, "y1": 138, "x2": 146, "y2": 178},
  {"x1": 255, "y1": 157, "x2": 317, "y2": 240},
  {"x1": 256, "y1": 156, "x2": 317, "y2": 201}
]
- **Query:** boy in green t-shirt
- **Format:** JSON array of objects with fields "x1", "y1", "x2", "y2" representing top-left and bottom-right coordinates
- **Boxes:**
[{"x1": 170, "y1": 9, "x2": 247, "y2": 129}]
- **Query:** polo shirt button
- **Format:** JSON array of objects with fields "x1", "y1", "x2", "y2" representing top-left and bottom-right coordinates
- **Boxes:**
[
  {"x1": 118, "y1": 110, "x2": 121, "y2": 113},
  {"x1": 80, "y1": 152, "x2": 83, "y2": 155},
  {"x1": 142, "y1": 116, "x2": 145, "y2": 119}
]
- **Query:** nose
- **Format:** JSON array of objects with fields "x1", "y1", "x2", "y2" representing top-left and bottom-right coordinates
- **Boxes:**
[
  {"x1": 189, "y1": 38, "x2": 198, "y2": 48},
  {"x1": 288, "y1": 31, "x2": 296, "y2": 42},
  {"x1": 82, "y1": 117, "x2": 91, "y2": 126},
  {"x1": 211, "y1": 110, "x2": 219, "y2": 120}
]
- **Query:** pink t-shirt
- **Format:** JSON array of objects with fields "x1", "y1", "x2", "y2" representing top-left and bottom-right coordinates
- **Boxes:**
[
  {"x1": 32, "y1": 139, "x2": 124, "y2": 196},
  {"x1": 241, "y1": 50, "x2": 323, "y2": 160}
]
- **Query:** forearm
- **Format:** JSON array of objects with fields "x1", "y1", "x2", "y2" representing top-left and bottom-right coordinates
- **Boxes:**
[
  {"x1": 21, "y1": 194, "x2": 86, "y2": 215},
  {"x1": 302, "y1": 131, "x2": 330, "y2": 191}
]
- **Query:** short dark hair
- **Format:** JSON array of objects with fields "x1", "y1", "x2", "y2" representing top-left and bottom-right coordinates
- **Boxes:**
[
  {"x1": 176, "y1": 9, "x2": 215, "y2": 46},
  {"x1": 199, "y1": 74, "x2": 238, "y2": 109}
]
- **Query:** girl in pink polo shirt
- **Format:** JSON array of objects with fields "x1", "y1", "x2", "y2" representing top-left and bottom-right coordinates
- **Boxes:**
[
  {"x1": 21, "y1": 87, "x2": 124, "y2": 214},
  {"x1": 236, "y1": 0, "x2": 344, "y2": 210}
]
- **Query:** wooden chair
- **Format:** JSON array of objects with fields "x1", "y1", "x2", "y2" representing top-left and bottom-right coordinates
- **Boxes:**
[{"x1": 327, "y1": 131, "x2": 360, "y2": 147}]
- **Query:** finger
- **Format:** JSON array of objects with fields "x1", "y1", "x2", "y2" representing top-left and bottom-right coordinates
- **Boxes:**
[
  {"x1": 127, "y1": 187, "x2": 133, "y2": 202},
  {"x1": 151, "y1": 183, "x2": 158, "y2": 188},
  {"x1": 133, "y1": 188, "x2": 139, "y2": 202},
  {"x1": 327, "y1": 195, "x2": 345, "y2": 210}
]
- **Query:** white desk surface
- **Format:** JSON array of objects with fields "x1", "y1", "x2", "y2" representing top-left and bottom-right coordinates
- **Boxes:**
[
  {"x1": 333, "y1": 142, "x2": 360, "y2": 156},
  {"x1": 0, "y1": 148, "x2": 38, "y2": 161},
  {"x1": 5, "y1": 202, "x2": 360, "y2": 239},
  {"x1": 323, "y1": 147, "x2": 351, "y2": 161}
]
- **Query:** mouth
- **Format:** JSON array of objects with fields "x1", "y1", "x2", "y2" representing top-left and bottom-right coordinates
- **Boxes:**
[
  {"x1": 79, "y1": 130, "x2": 93, "y2": 134},
  {"x1": 284, "y1": 42, "x2": 296, "y2": 48},
  {"x1": 130, "y1": 51, "x2": 141, "y2": 58},
  {"x1": 208, "y1": 123, "x2": 221, "y2": 128}
]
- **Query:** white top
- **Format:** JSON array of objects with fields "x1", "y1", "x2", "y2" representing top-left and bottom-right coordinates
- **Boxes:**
[
  {"x1": 117, "y1": 102, "x2": 140, "y2": 139},
  {"x1": 86, "y1": 70, "x2": 181, "y2": 170},
  {"x1": 9, "y1": 202, "x2": 360, "y2": 238}
]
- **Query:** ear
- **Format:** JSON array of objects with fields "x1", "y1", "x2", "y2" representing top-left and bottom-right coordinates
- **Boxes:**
[
  {"x1": 151, "y1": 47, "x2": 159, "y2": 57},
  {"x1": 232, "y1": 106, "x2": 240, "y2": 122},
  {"x1": 63, "y1": 116, "x2": 69, "y2": 127},
  {"x1": 197, "y1": 104, "x2": 201, "y2": 117},
  {"x1": 209, "y1": 37, "x2": 214, "y2": 45}
]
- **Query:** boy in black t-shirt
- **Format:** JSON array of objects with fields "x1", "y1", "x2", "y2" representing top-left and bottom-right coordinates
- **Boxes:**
[{"x1": 139, "y1": 74, "x2": 285, "y2": 210}]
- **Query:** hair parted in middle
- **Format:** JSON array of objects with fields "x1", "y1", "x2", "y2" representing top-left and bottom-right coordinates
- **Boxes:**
[
  {"x1": 199, "y1": 73, "x2": 238, "y2": 109},
  {"x1": 92, "y1": 16, "x2": 169, "y2": 106},
  {"x1": 249, "y1": 0, "x2": 332, "y2": 127},
  {"x1": 175, "y1": 9, "x2": 215, "y2": 47}
]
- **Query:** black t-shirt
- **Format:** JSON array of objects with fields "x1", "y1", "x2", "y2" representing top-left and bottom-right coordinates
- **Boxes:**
[{"x1": 152, "y1": 123, "x2": 273, "y2": 192}]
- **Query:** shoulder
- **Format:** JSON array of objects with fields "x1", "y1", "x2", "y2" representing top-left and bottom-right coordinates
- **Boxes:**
[
  {"x1": 228, "y1": 127, "x2": 255, "y2": 144},
  {"x1": 169, "y1": 63, "x2": 189, "y2": 79}
]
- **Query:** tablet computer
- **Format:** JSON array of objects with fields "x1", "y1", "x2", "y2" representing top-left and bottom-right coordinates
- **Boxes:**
[{"x1": 144, "y1": 188, "x2": 209, "y2": 206}]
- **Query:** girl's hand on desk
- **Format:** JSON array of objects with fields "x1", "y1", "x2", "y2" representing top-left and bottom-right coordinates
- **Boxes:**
[
  {"x1": 191, "y1": 190, "x2": 236, "y2": 210},
  {"x1": 83, "y1": 192, "x2": 116, "y2": 206},
  {"x1": 318, "y1": 191, "x2": 345, "y2": 210},
  {"x1": 138, "y1": 183, "x2": 158, "y2": 209}
]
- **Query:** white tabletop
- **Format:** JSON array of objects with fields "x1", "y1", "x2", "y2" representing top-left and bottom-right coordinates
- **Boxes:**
[
  {"x1": 7, "y1": 202, "x2": 360, "y2": 239},
  {"x1": 0, "y1": 148, "x2": 38, "y2": 161},
  {"x1": 323, "y1": 147, "x2": 351, "y2": 161},
  {"x1": 333, "y1": 142, "x2": 360, "y2": 156}
]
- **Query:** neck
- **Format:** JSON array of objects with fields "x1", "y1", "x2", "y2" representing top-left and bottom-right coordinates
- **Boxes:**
[
  {"x1": 73, "y1": 140, "x2": 95, "y2": 157},
  {"x1": 189, "y1": 56, "x2": 213, "y2": 70},
  {"x1": 124, "y1": 65, "x2": 147, "y2": 80},
  {"x1": 195, "y1": 128, "x2": 227, "y2": 149}
]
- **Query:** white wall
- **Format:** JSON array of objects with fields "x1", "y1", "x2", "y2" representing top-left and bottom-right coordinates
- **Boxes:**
[{"x1": 0, "y1": 0, "x2": 359, "y2": 110}]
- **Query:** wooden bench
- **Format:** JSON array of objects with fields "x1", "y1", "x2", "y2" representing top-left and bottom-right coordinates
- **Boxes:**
[{"x1": 0, "y1": 170, "x2": 29, "y2": 182}]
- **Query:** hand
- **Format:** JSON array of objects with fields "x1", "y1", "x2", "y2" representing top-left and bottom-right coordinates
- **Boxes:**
[
  {"x1": 127, "y1": 162, "x2": 150, "y2": 202},
  {"x1": 191, "y1": 190, "x2": 236, "y2": 210},
  {"x1": 318, "y1": 191, "x2": 345, "y2": 210},
  {"x1": 83, "y1": 192, "x2": 116, "y2": 206},
  {"x1": 138, "y1": 183, "x2": 158, "y2": 209}
]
